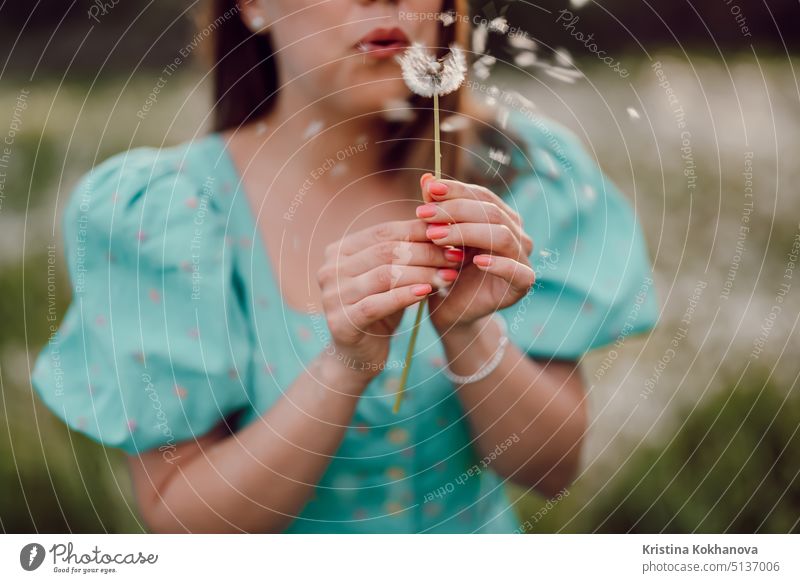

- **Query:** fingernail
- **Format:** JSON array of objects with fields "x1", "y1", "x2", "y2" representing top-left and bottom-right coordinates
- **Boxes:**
[
  {"x1": 427, "y1": 181, "x2": 448, "y2": 197},
  {"x1": 474, "y1": 255, "x2": 493, "y2": 268},
  {"x1": 420, "y1": 173, "x2": 434, "y2": 188},
  {"x1": 426, "y1": 225, "x2": 449, "y2": 239},
  {"x1": 412, "y1": 284, "x2": 432, "y2": 296},
  {"x1": 415, "y1": 204, "x2": 437, "y2": 219},
  {"x1": 444, "y1": 248, "x2": 465, "y2": 262},
  {"x1": 437, "y1": 268, "x2": 459, "y2": 282}
]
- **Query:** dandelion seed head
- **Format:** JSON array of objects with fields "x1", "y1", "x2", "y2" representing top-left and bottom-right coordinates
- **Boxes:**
[{"x1": 396, "y1": 43, "x2": 467, "y2": 98}]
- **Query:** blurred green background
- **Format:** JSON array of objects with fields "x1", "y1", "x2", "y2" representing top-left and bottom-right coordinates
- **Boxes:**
[{"x1": 1, "y1": 0, "x2": 798, "y2": 533}]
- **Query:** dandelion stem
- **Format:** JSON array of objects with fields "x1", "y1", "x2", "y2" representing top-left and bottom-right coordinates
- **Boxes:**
[
  {"x1": 393, "y1": 292, "x2": 426, "y2": 413},
  {"x1": 394, "y1": 92, "x2": 441, "y2": 413},
  {"x1": 434, "y1": 92, "x2": 441, "y2": 178}
]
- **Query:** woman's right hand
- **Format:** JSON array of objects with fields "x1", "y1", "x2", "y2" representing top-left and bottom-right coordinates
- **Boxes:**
[{"x1": 316, "y1": 219, "x2": 463, "y2": 381}]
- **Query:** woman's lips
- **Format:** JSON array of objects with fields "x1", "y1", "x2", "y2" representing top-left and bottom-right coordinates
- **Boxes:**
[{"x1": 354, "y1": 26, "x2": 410, "y2": 59}]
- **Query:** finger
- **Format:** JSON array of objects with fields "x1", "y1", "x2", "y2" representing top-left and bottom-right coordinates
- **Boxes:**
[
  {"x1": 420, "y1": 172, "x2": 435, "y2": 204},
  {"x1": 422, "y1": 177, "x2": 522, "y2": 226},
  {"x1": 473, "y1": 254, "x2": 536, "y2": 294},
  {"x1": 346, "y1": 283, "x2": 433, "y2": 329},
  {"x1": 416, "y1": 199, "x2": 520, "y2": 235},
  {"x1": 426, "y1": 222, "x2": 526, "y2": 259},
  {"x1": 329, "y1": 220, "x2": 431, "y2": 257},
  {"x1": 334, "y1": 265, "x2": 458, "y2": 305},
  {"x1": 335, "y1": 240, "x2": 461, "y2": 278}
]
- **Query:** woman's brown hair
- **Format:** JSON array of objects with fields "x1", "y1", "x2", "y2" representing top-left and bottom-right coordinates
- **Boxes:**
[{"x1": 199, "y1": 0, "x2": 524, "y2": 191}]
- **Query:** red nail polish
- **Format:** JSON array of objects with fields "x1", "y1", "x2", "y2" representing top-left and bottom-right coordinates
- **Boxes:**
[
  {"x1": 428, "y1": 181, "x2": 448, "y2": 197},
  {"x1": 444, "y1": 248, "x2": 465, "y2": 262},
  {"x1": 426, "y1": 225, "x2": 449, "y2": 239},
  {"x1": 416, "y1": 204, "x2": 437, "y2": 219},
  {"x1": 437, "y1": 268, "x2": 459, "y2": 281},
  {"x1": 474, "y1": 255, "x2": 493, "y2": 267},
  {"x1": 412, "y1": 284, "x2": 432, "y2": 296},
  {"x1": 420, "y1": 173, "x2": 434, "y2": 189}
]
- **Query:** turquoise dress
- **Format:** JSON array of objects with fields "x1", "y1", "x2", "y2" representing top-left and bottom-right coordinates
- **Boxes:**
[{"x1": 32, "y1": 109, "x2": 659, "y2": 533}]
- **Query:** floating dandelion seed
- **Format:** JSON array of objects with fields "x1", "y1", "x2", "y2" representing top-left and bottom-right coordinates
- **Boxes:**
[
  {"x1": 507, "y1": 89, "x2": 536, "y2": 111},
  {"x1": 393, "y1": 42, "x2": 467, "y2": 413},
  {"x1": 478, "y1": 54, "x2": 497, "y2": 67},
  {"x1": 472, "y1": 61, "x2": 492, "y2": 80},
  {"x1": 627, "y1": 106, "x2": 641, "y2": 120},
  {"x1": 509, "y1": 32, "x2": 537, "y2": 51},
  {"x1": 440, "y1": 114, "x2": 471, "y2": 133},
  {"x1": 472, "y1": 54, "x2": 496, "y2": 80},
  {"x1": 488, "y1": 16, "x2": 509, "y2": 34},
  {"x1": 497, "y1": 106, "x2": 510, "y2": 130},
  {"x1": 472, "y1": 23, "x2": 489, "y2": 54},
  {"x1": 489, "y1": 147, "x2": 511, "y2": 166},
  {"x1": 514, "y1": 51, "x2": 537, "y2": 68},
  {"x1": 382, "y1": 97, "x2": 416, "y2": 122},
  {"x1": 303, "y1": 120, "x2": 323, "y2": 140},
  {"x1": 484, "y1": 84, "x2": 501, "y2": 107},
  {"x1": 542, "y1": 64, "x2": 583, "y2": 84},
  {"x1": 438, "y1": 11, "x2": 456, "y2": 27},
  {"x1": 554, "y1": 47, "x2": 574, "y2": 68}
]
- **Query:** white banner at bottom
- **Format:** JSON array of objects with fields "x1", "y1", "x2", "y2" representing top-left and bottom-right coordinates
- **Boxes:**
[{"x1": 1, "y1": 534, "x2": 796, "y2": 582}]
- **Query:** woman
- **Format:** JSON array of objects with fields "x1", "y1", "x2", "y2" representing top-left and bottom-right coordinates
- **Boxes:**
[{"x1": 32, "y1": 0, "x2": 658, "y2": 533}]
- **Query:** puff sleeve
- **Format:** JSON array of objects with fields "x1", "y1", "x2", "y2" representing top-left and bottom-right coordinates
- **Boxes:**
[
  {"x1": 498, "y1": 111, "x2": 659, "y2": 360},
  {"x1": 32, "y1": 146, "x2": 253, "y2": 455}
]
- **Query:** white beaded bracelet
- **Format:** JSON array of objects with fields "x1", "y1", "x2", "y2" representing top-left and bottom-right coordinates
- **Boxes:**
[{"x1": 442, "y1": 313, "x2": 509, "y2": 385}]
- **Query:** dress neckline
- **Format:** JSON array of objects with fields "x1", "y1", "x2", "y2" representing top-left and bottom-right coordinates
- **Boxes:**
[{"x1": 206, "y1": 131, "x2": 318, "y2": 320}]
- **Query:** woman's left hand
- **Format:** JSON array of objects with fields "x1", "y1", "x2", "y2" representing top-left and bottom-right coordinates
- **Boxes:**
[{"x1": 416, "y1": 173, "x2": 536, "y2": 334}]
